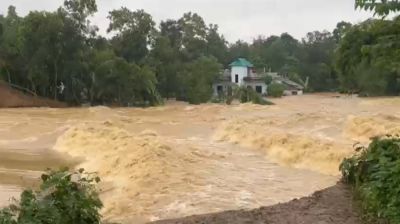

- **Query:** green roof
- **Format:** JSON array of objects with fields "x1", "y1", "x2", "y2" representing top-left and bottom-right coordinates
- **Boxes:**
[{"x1": 229, "y1": 58, "x2": 254, "y2": 68}]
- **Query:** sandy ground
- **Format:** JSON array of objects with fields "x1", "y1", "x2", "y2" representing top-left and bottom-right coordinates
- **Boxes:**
[
  {"x1": 152, "y1": 182, "x2": 361, "y2": 224},
  {"x1": 0, "y1": 94, "x2": 399, "y2": 223}
]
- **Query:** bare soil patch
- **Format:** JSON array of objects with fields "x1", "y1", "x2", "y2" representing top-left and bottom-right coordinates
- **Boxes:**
[
  {"x1": 152, "y1": 183, "x2": 361, "y2": 224},
  {"x1": 0, "y1": 81, "x2": 65, "y2": 108}
]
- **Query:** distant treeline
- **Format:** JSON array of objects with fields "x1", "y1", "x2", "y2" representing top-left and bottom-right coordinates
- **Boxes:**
[{"x1": 0, "y1": 0, "x2": 399, "y2": 106}]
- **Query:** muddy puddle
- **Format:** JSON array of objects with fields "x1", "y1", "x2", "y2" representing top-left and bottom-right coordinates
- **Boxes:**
[{"x1": 0, "y1": 94, "x2": 399, "y2": 223}]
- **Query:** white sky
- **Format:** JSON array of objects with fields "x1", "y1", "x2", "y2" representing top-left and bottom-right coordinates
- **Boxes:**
[{"x1": 0, "y1": 0, "x2": 374, "y2": 42}]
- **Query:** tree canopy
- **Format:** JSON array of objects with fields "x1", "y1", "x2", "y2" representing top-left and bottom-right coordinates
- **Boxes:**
[
  {"x1": 335, "y1": 16, "x2": 400, "y2": 95},
  {"x1": 0, "y1": 0, "x2": 399, "y2": 107}
]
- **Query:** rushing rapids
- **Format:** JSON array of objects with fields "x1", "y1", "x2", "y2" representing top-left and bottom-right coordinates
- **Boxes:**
[{"x1": 0, "y1": 94, "x2": 399, "y2": 223}]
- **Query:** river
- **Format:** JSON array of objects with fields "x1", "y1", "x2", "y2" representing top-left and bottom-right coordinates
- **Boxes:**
[{"x1": 0, "y1": 94, "x2": 399, "y2": 223}]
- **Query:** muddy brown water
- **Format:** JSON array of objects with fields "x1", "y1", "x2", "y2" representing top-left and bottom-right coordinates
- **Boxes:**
[
  {"x1": 0, "y1": 95, "x2": 399, "y2": 223},
  {"x1": 0, "y1": 147, "x2": 75, "y2": 207}
]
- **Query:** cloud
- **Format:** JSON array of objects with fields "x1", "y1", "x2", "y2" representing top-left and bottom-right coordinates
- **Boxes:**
[{"x1": 0, "y1": 0, "x2": 374, "y2": 42}]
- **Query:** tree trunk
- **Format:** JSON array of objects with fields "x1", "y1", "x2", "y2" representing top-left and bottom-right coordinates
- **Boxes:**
[
  {"x1": 30, "y1": 79, "x2": 37, "y2": 95},
  {"x1": 5, "y1": 67, "x2": 11, "y2": 84},
  {"x1": 54, "y1": 62, "x2": 58, "y2": 100}
]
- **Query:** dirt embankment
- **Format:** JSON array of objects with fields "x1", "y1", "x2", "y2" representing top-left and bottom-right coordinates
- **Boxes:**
[
  {"x1": 152, "y1": 182, "x2": 362, "y2": 224},
  {"x1": 0, "y1": 82, "x2": 65, "y2": 108}
]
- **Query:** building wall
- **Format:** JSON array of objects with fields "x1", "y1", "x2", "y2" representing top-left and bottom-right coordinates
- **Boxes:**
[
  {"x1": 213, "y1": 83, "x2": 268, "y2": 96},
  {"x1": 231, "y1": 67, "x2": 248, "y2": 86},
  {"x1": 283, "y1": 90, "x2": 304, "y2": 96},
  {"x1": 213, "y1": 83, "x2": 226, "y2": 96}
]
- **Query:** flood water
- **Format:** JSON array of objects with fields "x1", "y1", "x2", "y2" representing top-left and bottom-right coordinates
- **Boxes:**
[{"x1": 0, "y1": 94, "x2": 399, "y2": 223}]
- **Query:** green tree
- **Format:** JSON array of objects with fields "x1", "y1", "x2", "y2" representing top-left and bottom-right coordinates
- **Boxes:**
[
  {"x1": 206, "y1": 24, "x2": 228, "y2": 64},
  {"x1": 108, "y1": 8, "x2": 155, "y2": 63},
  {"x1": 335, "y1": 17, "x2": 400, "y2": 95},
  {"x1": 356, "y1": 0, "x2": 400, "y2": 16},
  {"x1": 178, "y1": 12, "x2": 208, "y2": 61},
  {"x1": 300, "y1": 30, "x2": 338, "y2": 91},
  {"x1": 333, "y1": 21, "x2": 352, "y2": 43},
  {"x1": 89, "y1": 49, "x2": 161, "y2": 106},
  {"x1": 228, "y1": 40, "x2": 251, "y2": 64},
  {"x1": 0, "y1": 6, "x2": 22, "y2": 85},
  {"x1": 181, "y1": 56, "x2": 221, "y2": 104},
  {"x1": 148, "y1": 35, "x2": 181, "y2": 98}
]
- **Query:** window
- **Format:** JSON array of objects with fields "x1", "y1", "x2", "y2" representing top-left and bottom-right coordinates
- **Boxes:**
[
  {"x1": 256, "y1": 86, "x2": 262, "y2": 93},
  {"x1": 235, "y1": 74, "x2": 239, "y2": 83},
  {"x1": 217, "y1": 85, "x2": 223, "y2": 93}
]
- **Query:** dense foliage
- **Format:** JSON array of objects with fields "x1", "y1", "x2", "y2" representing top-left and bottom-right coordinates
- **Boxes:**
[
  {"x1": 356, "y1": 0, "x2": 400, "y2": 16},
  {"x1": 0, "y1": 168, "x2": 102, "y2": 224},
  {"x1": 335, "y1": 16, "x2": 400, "y2": 96},
  {"x1": 340, "y1": 137, "x2": 400, "y2": 223},
  {"x1": 0, "y1": 0, "x2": 351, "y2": 106},
  {"x1": 1, "y1": 0, "x2": 399, "y2": 106},
  {"x1": 268, "y1": 83, "x2": 285, "y2": 97},
  {"x1": 236, "y1": 86, "x2": 273, "y2": 105}
]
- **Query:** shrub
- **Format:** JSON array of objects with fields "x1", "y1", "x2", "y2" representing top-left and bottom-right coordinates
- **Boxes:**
[
  {"x1": 264, "y1": 75, "x2": 273, "y2": 85},
  {"x1": 268, "y1": 83, "x2": 285, "y2": 97},
  {"x1": 340, "y1": 136, "x2": 400, "y2": 223},
  {"x1": 0, "y1": 168, "x2": 103, "y2": 224},
  {"x1": 237, "y1": 86, "x2": 273, "y2": 105}
]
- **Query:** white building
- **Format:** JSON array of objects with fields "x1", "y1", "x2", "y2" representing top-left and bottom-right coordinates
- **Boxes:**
[
  {"x1": 213, "y1": 58, "x2": 268, "y2": 95},
  {"x1": 213, "y1": 58, "x2": 304, "y2": 96}
]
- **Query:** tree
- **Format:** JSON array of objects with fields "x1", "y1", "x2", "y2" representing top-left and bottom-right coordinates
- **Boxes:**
[
  {"x1": 178, "y1": 12, "x2": 208, "y2": 61},
  {"x1": 64, "y1": 0, "x2": 97, "y2": 21},
  {"x1": 335, "y1": 17, "x2": 400, "y2": 95},
  {"x1": 148, "y1": 35, "x2": 181, "y2": 98},
  {"x1": 89, "y1": 49, "x2": 162, "y2": 106},
  {"x1": 0, "y1": 6, "x2": 22, "y2": 85},
  {"x1": 228, "y1": 40, "x2": 251, "y2": 64},
  {"x1": 108, "y1": 8, "x2": 155, "y2": 63},
  {"x1": 300, "y1": 30, "x2": 338, "y2": 91},
  {"x1": 356, "y1": 0, "x2": 400, "y2": 16},
  {"x1": 152, "y1": 13, "x2": 228, "y2": 100},
  {"x1": 160, "y1": 19, "x2": 183, "y2": 49},
  {"x1": 333, "y1": 21, "x2": 352, "y2": 43},
  {"x1": 206, "y1": 24, "x2": 228, "y2": 64},
  {"x1": 181, "y1": 56, "x2": 221, "y2": 104}
]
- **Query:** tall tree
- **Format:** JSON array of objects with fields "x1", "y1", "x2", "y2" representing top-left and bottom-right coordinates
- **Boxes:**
[
  {"x1": 333, "y1": 21, "x2": 352, "y2": 43},
  {"x1": 178, "y1": 12, "x2": 208, "y2": 61},
  {"x1": 206, "y1": 24, "x2": 228, "y2": 64},
  {"x1": 335, "y1": 17, "x2": 400, "y2": 95},
  {"x1": 108, "y1": 8, "x2": 155, "y2": 63},
  {"x1": 180, "y1": 56, "x2": 221, "y2": 104}
]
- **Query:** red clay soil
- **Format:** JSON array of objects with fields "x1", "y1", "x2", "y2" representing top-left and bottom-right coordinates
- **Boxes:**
[
  {"x1": 152, "y1": 183, "x2": 362, "y2": 224},
  {"x1": 0, "y1": 82, "x2": 66, "y2": 108}
]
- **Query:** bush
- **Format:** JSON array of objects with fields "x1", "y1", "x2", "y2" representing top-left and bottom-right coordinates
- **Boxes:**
[
  {"x1": 0, "y1": 168, "x2": 103, "y2": 224},
  {"x1": 237, "y1": 86, "x2": 274, "y2": 105},
  {"x1": 264, "y1": 75, "x2": 273, "y2": 85},
  {"x1": 340, "y1": 136, "x2": 400, "y2": 223},
  {"x1": 268, "y1": 83, "x2": 285, "y2": 97}
]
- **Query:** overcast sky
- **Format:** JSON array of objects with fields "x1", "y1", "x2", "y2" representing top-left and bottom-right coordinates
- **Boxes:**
[{"x1": 0, "y1": 0, "x2": 374, "y2": 42}]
